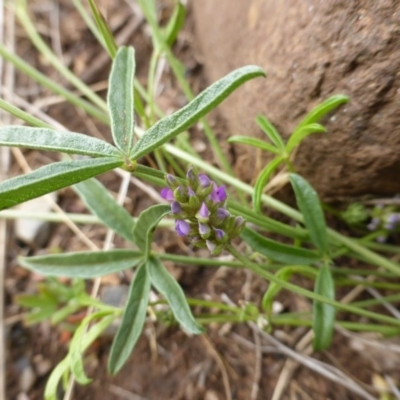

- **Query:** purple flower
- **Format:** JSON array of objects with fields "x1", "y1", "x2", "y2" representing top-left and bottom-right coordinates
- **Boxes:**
[
  {"x1": 188, "y1": 187, "x2": 196, "y2": 197},
  {"x1": 198, "y1": 174, "x2": 211, "y2": 188},
  {"x1": 213, "y1": 228, "x2": 225, "y2": 241},
  {"x1": 161, "y1": 188, "x2": 174, "y2": 201},
  {"x1": 367, "y1": 217, "x2": 380, "y2": 231},
  {"x1": 211, "y1": 183, "x2": 227, "y2": 203},
  {"x1": 385, "y1": 214, "x2": 400, "y2": 230},
  {"x1": 198, "y1": 203, "x2": 210, "y2": 218},
  {"x1": 175, "y1": 220, "x2": 190, "y2": 237},
  {"x1": 171, "y1": 201, "x2": 182, "y2": 215}
]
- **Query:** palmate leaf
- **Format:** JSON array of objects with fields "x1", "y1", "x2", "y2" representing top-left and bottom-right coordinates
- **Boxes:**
[
  {"x1": 108, "y1": 262, "x2": 150, "y2": 375},
  {"x1": 0, "y1": 157, "x2": 122, "y2": 211},
  {"x1": 19, "y1": 249, "x2": 143, "y2": 278},
  {"x1": 256, "y1": 115, "x2": 285, "y2": 150},
  {"x1": 74, "y1": 178, "x2": 135, "y2": 242},
  {"x1": 0, "y1": 126, "x2": 120, "y2": 157},
  {"x1": 130, "y1": 65, "x2": 266, "y2": 160},
  {"x1": 108, "y1": 46, "x2": 136, "y2": 155},
  {"x1": 286, "y1": 123, "x2": 327, "y2": 154}
]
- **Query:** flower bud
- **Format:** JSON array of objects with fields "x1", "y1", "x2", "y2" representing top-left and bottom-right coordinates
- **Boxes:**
[
  {"x1": 199, "y1": 223, "x2": 211, "y2": 239},
  {"x1": 210, "y1": 207, "x2": 230, "y2": 227},
  {"x1": 171, "y1": 201, "x2": 182, "y2": 215},
  {"x1": 196, "y1": 202, "x2": 210, "y2": 223},
  {"x1": 174, "y1": 185, "x2": 189, "y2": 203},
  {"x1": 196, "y1": 174, "x2": 213, "y2": 198},
  {"x1": 187, "y1": 187, "x2": 201, "y2": 210},
  {"x1": 166, "y1": 174, "x2": 180, "y2": 189},
  {"x1": 230, "y1": 216, "x2": 246, "y2": 238},
  {"x1": 186, "y1": 167, "x2": 199, "y2": 190},
  {"x1": 175, "y1": 220, "x2": 190, "y2": 237}
]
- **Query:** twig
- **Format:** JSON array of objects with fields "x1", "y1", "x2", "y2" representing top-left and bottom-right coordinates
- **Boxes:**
[{"x1": 250, "y1": 327, "x2": 262, "y2": 400}]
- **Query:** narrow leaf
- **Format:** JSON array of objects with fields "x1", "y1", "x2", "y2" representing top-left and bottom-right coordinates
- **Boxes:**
[
  {"x1": 45, "y1": 313, "x2": 116, "y2": 400},
  {"x1": 0, "y1": 158, "x2": 122, "y2": 211},
  {"x1": 0, "y1": 126, "x2": 120, "y2": 157},
  {"x1": 163, "y1": 2, "x2": 186, "y2": 46},
  {"x1": 19, "y1": 249, "x2": 143, "y2": 278},
  {"x1": 88, "y1": 0, "x2": 117, "y2": 58},
  {"x1": 241, "y1": 226, "x2": 321, "y2": 265},
  {"x1": 296, "y1": 95, "x2": 349, "y2": 130},
  {"x1": 70, "y1": 311, "x2": 111, "y2": 385},
  {"x1": 286, "y1": 123, "x2": 327, "y2": 154},
  {"x1": 74, "y1": 178, "x2": 135, "y2": 242},
  {"x1": 108, "y1": 46, "x2": 136, "y2": 155},
  {"x1": 313, "y1": 263, "x2": 335, "y2": 351},
  {"x1": 108, "y1": 263, "x2": 150, "y2": 374},
  {"x1": 262, "y1": 266, "x2": 317, "y2": 313},
  {"x1": 228, "y1": 136, "x2": 281, "y2": 155},
  {"x1": 289, "y1": 173, "x2": 328, "y2": 254},
  {"x1": 131, "y1": 65, "x2": 266, "y2": 160},
  {"x1": 256, "y1": 115, "x2": 285, "y2": 150},
  {"x1": 148, "y1": 256, "x2": 203, "y2": 334},
  {"x1": 132, "y1": 204, "x2": 171, "y2": 258},
  {"x1": 253, "y1": 156, "x2": 285, "y2": 213}
]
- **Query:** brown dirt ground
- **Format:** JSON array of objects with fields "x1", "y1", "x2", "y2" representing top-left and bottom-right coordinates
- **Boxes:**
[{"x1": 4, "y1": 1, "x2": 400, "y2": 400}]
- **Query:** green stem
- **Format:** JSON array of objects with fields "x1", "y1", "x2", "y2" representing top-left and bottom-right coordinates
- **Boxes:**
[
  {"x1": 0, "y1": 44, "x2": 109, "y2": 124},
  {"x1": 16, "y1": 0, "x2": 108, "y2": 112},
  {"x1": 227, "y1": 244, "x2": 400, "y2": 327},
  {"x1": 0, "y1": 98, "x2": 52, "y2": 128}
]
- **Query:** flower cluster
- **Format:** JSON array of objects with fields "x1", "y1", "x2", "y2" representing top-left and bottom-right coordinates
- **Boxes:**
[
  {"x1": 367, "y1": 204, "x2": 400, "y2": 243},
  {"x1": 161, "y1": 168, "x2": 245, "y2": 255}
]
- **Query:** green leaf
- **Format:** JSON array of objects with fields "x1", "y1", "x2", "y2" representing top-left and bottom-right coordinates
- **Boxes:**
[
  {"x1": 0, "y1": 126, "x2": 120, "y2": 157},
  {"x1": 148, "y1": 256, "x2": 203, "y2": 334},
  {"x1": 45, "y1": 313, "x2": 116, "y2": 400},
  {"x1": 286, "y1": 123, "x2": 327, "y2": 154},
  {"x1": 253, "y1": 156, "x2": 285, "y2": 213},
  {"x1": 131, "y1": 65, "x2": 266, "y2": 160},
  {"x1": 25, "y1": 306, "x2": 57, "y2": 325},
  {"x1": 51, "y1": 302, "x2": 81, "y2": 325},
  {"x1": 0, "y1": 157, "x2": 122, "y2": 211},
  {"x1": 163, "y1": 2, "x2": 186, "y2": 46},
  {"x1": 296, "y1": 95, "x2": 349, "y2": 130},
  {"x1": 256, "y1": 115, "x2": 285, "y2": 150},
  {"x1": 69, "y1": 311, "x2": 111, "y2": 385},
  {"x1": 108, "y1": 263, "x2": 150, "y2": 375},
  {"x1": 240, "y1": 226, "x2": 321, "y2": 265},
  {"x1": 132, "y1": 204, "x2": 171, "y2": 258},
  {"x1": 289, "y1": 173, "x2": 328, "y2": 254},
  {"x1": 15, "y1": 293, "x2": 57, "y2": 308},
  {"x1": 313, "y1": 263, "x2": 335, "y2": 351},
  {"x1": 262, "y1": 266, "x2": 317, "y2": 313},
  {"x1": 88, "y1": 0, "x2": 117, "y2": 58},
  {"x1": 74, "y1": 178, "x2": 135, "y2": 242},
  {"x1": 19, "y1": 249, "x2": 143, "y2": 278},
  {"x1": 108, "y1": 46, "x2": 136, "y2": 155},
  {"x1": 228, "y1": 136, "x2": 281, "y2": 155}
]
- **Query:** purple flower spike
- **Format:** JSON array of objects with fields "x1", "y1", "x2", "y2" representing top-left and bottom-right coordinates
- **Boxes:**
[
  {"x1": 161, "y1": 187, "x2": 174, "y2": 201},
  {"x1": 199, "y1": 174, "x2": 211, "y2": 188},
  {"x1": 175, "y1": 220, "x2": 190, "y2": 237},
  {"x1": 171, "y1": 201, "x2": 182, "y2": 215}
]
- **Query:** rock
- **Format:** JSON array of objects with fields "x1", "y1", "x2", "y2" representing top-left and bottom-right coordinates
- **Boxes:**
[
  {"x1": 192, "y1": 0, "x2": 400, "y2": 200},
  {"x1": 19, "y1": 364, "x2": 36, "y2": 392},
  {"x1": 15, "y1": 193, "x2": 57, "y2": 247}
]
